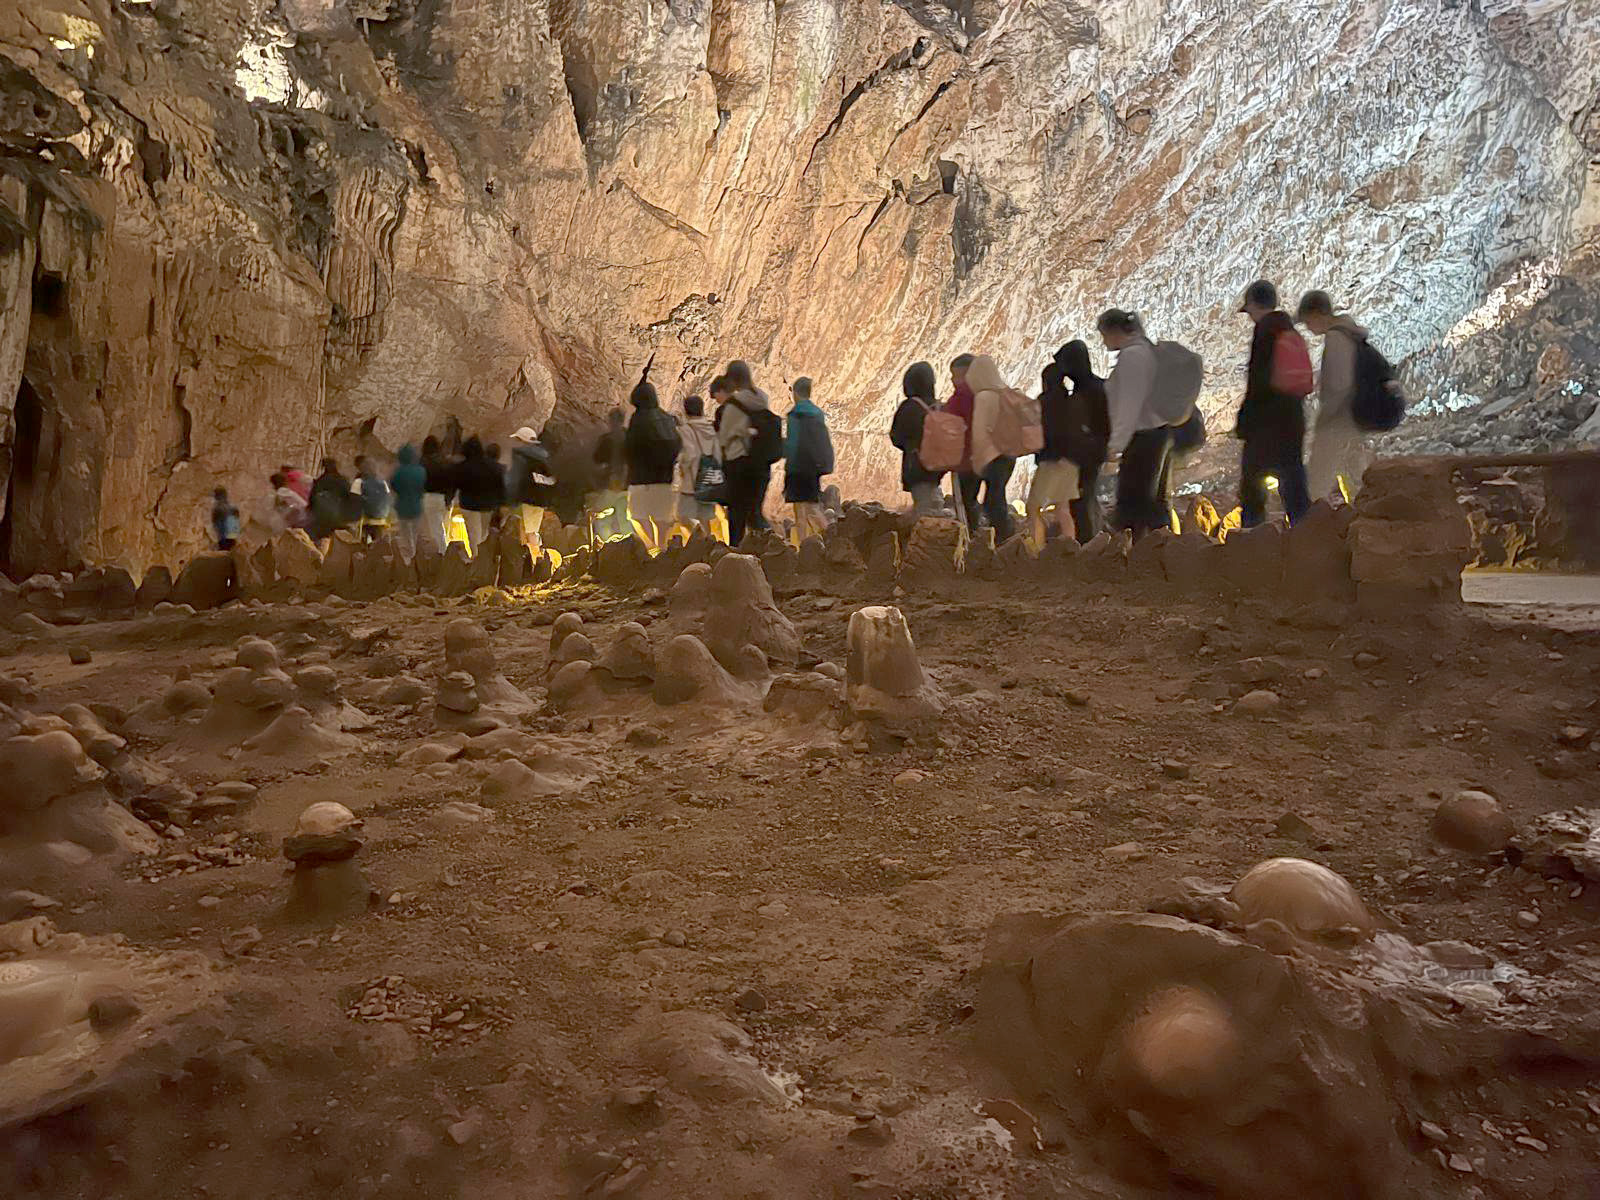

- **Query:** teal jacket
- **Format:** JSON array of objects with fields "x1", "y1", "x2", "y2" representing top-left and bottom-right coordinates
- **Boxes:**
[
  {"x1": 783, "y1": 398, "x2": 833, "y2": 476},
  {"x1": 390, "y1": 444, "x2": 428, "y2": 520}
]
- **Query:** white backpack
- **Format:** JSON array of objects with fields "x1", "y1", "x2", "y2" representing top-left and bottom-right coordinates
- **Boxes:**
[{"x1": 1150, "y1": 340, "x2": 1204, "y2": 426}]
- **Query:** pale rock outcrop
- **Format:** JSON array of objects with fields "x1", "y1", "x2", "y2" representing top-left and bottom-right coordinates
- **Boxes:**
[{"x1": 844, "y1": 605, "x2": 944, "y2": 733}]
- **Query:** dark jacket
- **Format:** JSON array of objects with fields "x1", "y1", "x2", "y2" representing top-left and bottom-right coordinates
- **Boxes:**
[
  {"x1": 455, "y1": 439, "x2": 506, "y2": 512},
  {"x1": 891, "y1": 399, "x2": 943, "y2": 489},
  {"x1": 308, "y1": 469, "x2": 352, "y2": 535},
  {"x1": 391, "y1": 445, "x2": 427, "y2": 520},
  {"x1": 508, "y1": 440, "x2": 555, "y2": 505},
  {"x1": 1038, "y1": 365, "x2": 1075, "y2": 462},
  {"x1": 592, "y1": 428, "x2": 626, "y2": 490},
  {"x1": 422, "y1": 449, "x2": 457, "y2": 500},
  {"x1": 624, "y1": 389, "x2": 682, "y2": 486},
  {"x1": 1057, "y1": 343, "x2": 1109, "y2": 468},
  {"x1": 1238, "y1": 309, "x2": 1306, "y2": 439}
]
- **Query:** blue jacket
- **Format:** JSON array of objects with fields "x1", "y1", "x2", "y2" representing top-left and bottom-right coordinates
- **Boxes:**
[{"x1": 783, "y1": 398, "x2": 834, "y2": 477}]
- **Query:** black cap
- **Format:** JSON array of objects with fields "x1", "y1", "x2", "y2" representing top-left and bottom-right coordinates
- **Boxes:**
[{"x1": 1238, "y1": 279, "x2": 1279, "y2": 312}]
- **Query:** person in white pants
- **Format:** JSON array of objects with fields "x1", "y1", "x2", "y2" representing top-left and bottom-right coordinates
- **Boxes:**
[
  {"x1": 419, "y1": 435, "x2": 455, "y2": 552},
  {"x1": 1297, "y1": 290, "x2": 1372, "y2": 502}
]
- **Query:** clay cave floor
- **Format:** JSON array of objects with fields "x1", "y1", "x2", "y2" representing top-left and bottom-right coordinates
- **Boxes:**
[{"x1": 7, "y1": 573, "x2": 1600, "y2": 1199}]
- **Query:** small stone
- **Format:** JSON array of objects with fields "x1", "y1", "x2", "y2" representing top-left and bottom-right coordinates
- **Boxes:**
[
  {"x1": 625, "y1": 724, "x2": 667, "y2": 747},
  {"x1": 88, "y1": 992, "x2": 142, "y2": 1032},
  {"x1": 847, "y1": 1115, "x2": 894, "y2": 1145},
  {"x1": 1431, "y1": 790, "x2": 1514, "y2": 855},
  {"x1": 67, "y1": 645, "x2": 92, "y2": 665},
  {"x1": 1235, "y1": 690, "x2": 1280, "y2": 714},
  {"x1": 223, "y1": 926, "x2": 263, "y2": 957},
  {"x1": 1353, "y1": 651, "x2": 1382, "y2": 668},
  {"x1": 1160, "y1": 760, "x2": 1190, "y2": 780},
  {"x1": 1304, "y1": 666, "x2": 1326, "y2": 680},
  {"x1": 1516, "y1": 910, "x2": 1540, "y2": 929},
  {"x1": 1419, "y1": 1121, "x2": 1449, "y2": 1144},
  {"x1": 1272, "y1": 811, "x2": 1317, "y2": 841},
  {"x1": 198, "y1": 895, "x2": 223, "y2": 909},
  {"x1": 1514, "y1": 1135, "x2": 1548, "y2": 1152},
  {"x1": 1447, "y1": 1154, "x2": 1473, "y2": 1174},
  {"x1": 1104, "y1": 842, "x2": 1146, "y2": 862},
  {"x1": 446, "y1": 1111, "x2": 484, "y2": 1146},
  {"x1": 1064, "y1": 689, "x2": 1090, "y2": 707},
  {"x1": 892, "y1": 768, "x2": 928, "y2": 794},
  {"x1": 1555, "y1": 725, "x2": 1591, "y2": 748},
  {"x1": 663, "y1": 929, "x2": 688, "y2": 947},
  {"x1": 734, "y1": 988, "x2": 768, "y2": 1013}
]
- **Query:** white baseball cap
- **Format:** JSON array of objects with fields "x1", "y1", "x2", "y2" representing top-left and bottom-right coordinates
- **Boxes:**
[{"x1": 510, "y1": 426, "x2": 539, "y2": 442}]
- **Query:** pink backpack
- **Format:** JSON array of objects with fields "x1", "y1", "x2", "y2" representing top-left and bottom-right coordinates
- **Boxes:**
[
  {"x1": 1271, "y1": 329, "x2": 1315, "y2": 398},
  {"x1": 989, "y1": 388, "x2": 1044, "y2": 459},
  {"x1": 916, "y1": 402, "x2": 968, "y2": 473}
]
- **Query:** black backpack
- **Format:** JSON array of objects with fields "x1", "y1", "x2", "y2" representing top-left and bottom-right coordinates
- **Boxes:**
[
  {"x1": 641, "y1": 407, "x2": 681, "y2": 469},
  {"x1": 1350, "y1": 336, "x2": 1405, "y2": 431},
  {"x1": 741, "y1": 403, "x2": 784, "y2": 466},
  {"x1": 788, "y1": 411, "x2": 834, "y2": 477},
  {"x1": 1169, "y1": 409, "x2": 1207, "y2": 457}
]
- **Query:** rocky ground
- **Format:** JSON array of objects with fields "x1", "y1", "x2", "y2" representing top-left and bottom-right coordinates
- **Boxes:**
[{"x1": 3, "y1": 558, "x2": 1600, "y2": 1199}]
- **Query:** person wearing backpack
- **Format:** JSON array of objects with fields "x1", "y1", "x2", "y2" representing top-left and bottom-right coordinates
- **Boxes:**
[
  {"x1": 507, "y1": 425, "x2": 556, "y2": 554},
  {"x1": 624, "y1": 378, "x2": 682, "y2": 552},
  {"x1": 1055, "y1": 340, "x2": 1109, "y2": 541},
  {"x1": 890, "y1": 361, "x2": 947, "y2": 516},
  {"x1": 1098, "y1": 310, "x2": 1171, "y2": 538},
  {"x1": 1297, "y1": 289, "x2": 1373, "y2": 503},
  {"x1": 675, "y1": 394, "x2": 720, "y2": 530},
  {"x1": 1026, "y1": 362, "x2": 1079, "y2": 547},
  {"x1": 782, "y1": 377, "x2": 834, "y2": 543},
  {"x1": 354, "y1": 455, "x2": 394, "y2": 542},
  {"x1": 717, "y1": 360, "x2": 779, "y2": 547},
  {"x1": 1236, "y1": 279, "x2": 1312, "y2": 527},
  {"x1": 966, "y1": 354, "x2": 1032, "y2": 543}
]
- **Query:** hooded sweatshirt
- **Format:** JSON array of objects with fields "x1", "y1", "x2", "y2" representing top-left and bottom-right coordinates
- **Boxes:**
[
  {"x1": 718, "y1": 386, "x2": 771, "y2": 463},
  {"x1": 1106, "y1": 335, "x2": 1161, "y2": 457},
  {"x1": 1058, "y1": 342, "x2": 1110, "y2": 455},
  {"x1": 455, "y1": 438, "x2": 506, "y2": 512},
  {"x1": 965, "y1": 355, "x2": 1011, "y2": 476},
  {"x1": 676, "y1": 413, "x2": 718, "y2": 495},
  {"x1": 391, "y1": 445, "x2": 427, "y2": 520},
  {"x1": 890, "y1": 363, "x2": 942, "y2": 490},
  {"x1": 624, "y1": 382, "x2": 682, "y2": 486},
  {"x1": 1316, "y1": 315, "x2": 1368, "y2": 428},
  {"x1": 1239, "y1": 309, "x2": 1305, "y2": 438}
]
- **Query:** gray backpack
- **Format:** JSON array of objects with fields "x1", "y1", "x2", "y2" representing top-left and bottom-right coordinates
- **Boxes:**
[{"x1": 1150, "y1": 340, "x2": 1204, "y2": 426}]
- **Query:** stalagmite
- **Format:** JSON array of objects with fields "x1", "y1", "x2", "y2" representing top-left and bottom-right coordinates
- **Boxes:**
[
  {"x1": 700, "y1": 555, "x2": 799, "y2": 672},
  {"x1": 844, "y1": 606, "x2": 944, "y2": 733},
  {"x1": 282, "y1": 802, "x2": 372, "y2": 923}
]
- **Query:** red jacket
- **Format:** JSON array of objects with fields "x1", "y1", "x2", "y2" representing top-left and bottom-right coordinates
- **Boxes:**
[{"x1": 945, "y1": 380, "x2": 975, "y2": 473}]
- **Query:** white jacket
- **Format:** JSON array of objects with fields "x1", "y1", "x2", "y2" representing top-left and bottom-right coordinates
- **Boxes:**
[
  {"x1": 1316, "y1": 317, "x2": 1367, "y2": 428},
  {"x1": 676, "y1": 415, "x2": 717, "y2": 494},
  {"x1": 1106, "y1": 336, "x2": 1161, "y2": 456}
]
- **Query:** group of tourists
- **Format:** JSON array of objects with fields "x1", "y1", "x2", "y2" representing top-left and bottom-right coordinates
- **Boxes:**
[
  {"x1": 886, "y1": 281, "x2": 1400, "y2": 545},
  {"x1": 235, "y1": 433, "x2": 559, "y2": 559},
  {"x1": 586, "y1": 362, "x2": 837, "y2": 551},
  {"x1": 214, "y1": 282, "x2": 1398, "y2": 559}
]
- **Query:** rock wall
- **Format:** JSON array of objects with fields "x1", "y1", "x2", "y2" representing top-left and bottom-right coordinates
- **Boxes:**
[{"x1": 2, "y1": 0, "x2": 1597, "y2": 573}]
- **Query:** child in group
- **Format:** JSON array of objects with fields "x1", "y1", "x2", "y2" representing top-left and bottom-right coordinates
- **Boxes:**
[{"x1": 211, "y1": 487, "x2": 241, "y2": 550}]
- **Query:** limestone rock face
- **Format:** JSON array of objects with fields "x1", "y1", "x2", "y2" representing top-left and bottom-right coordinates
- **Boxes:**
[{"x1": 1, "y1": 2, "x2": 1597, "y2": 572}]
